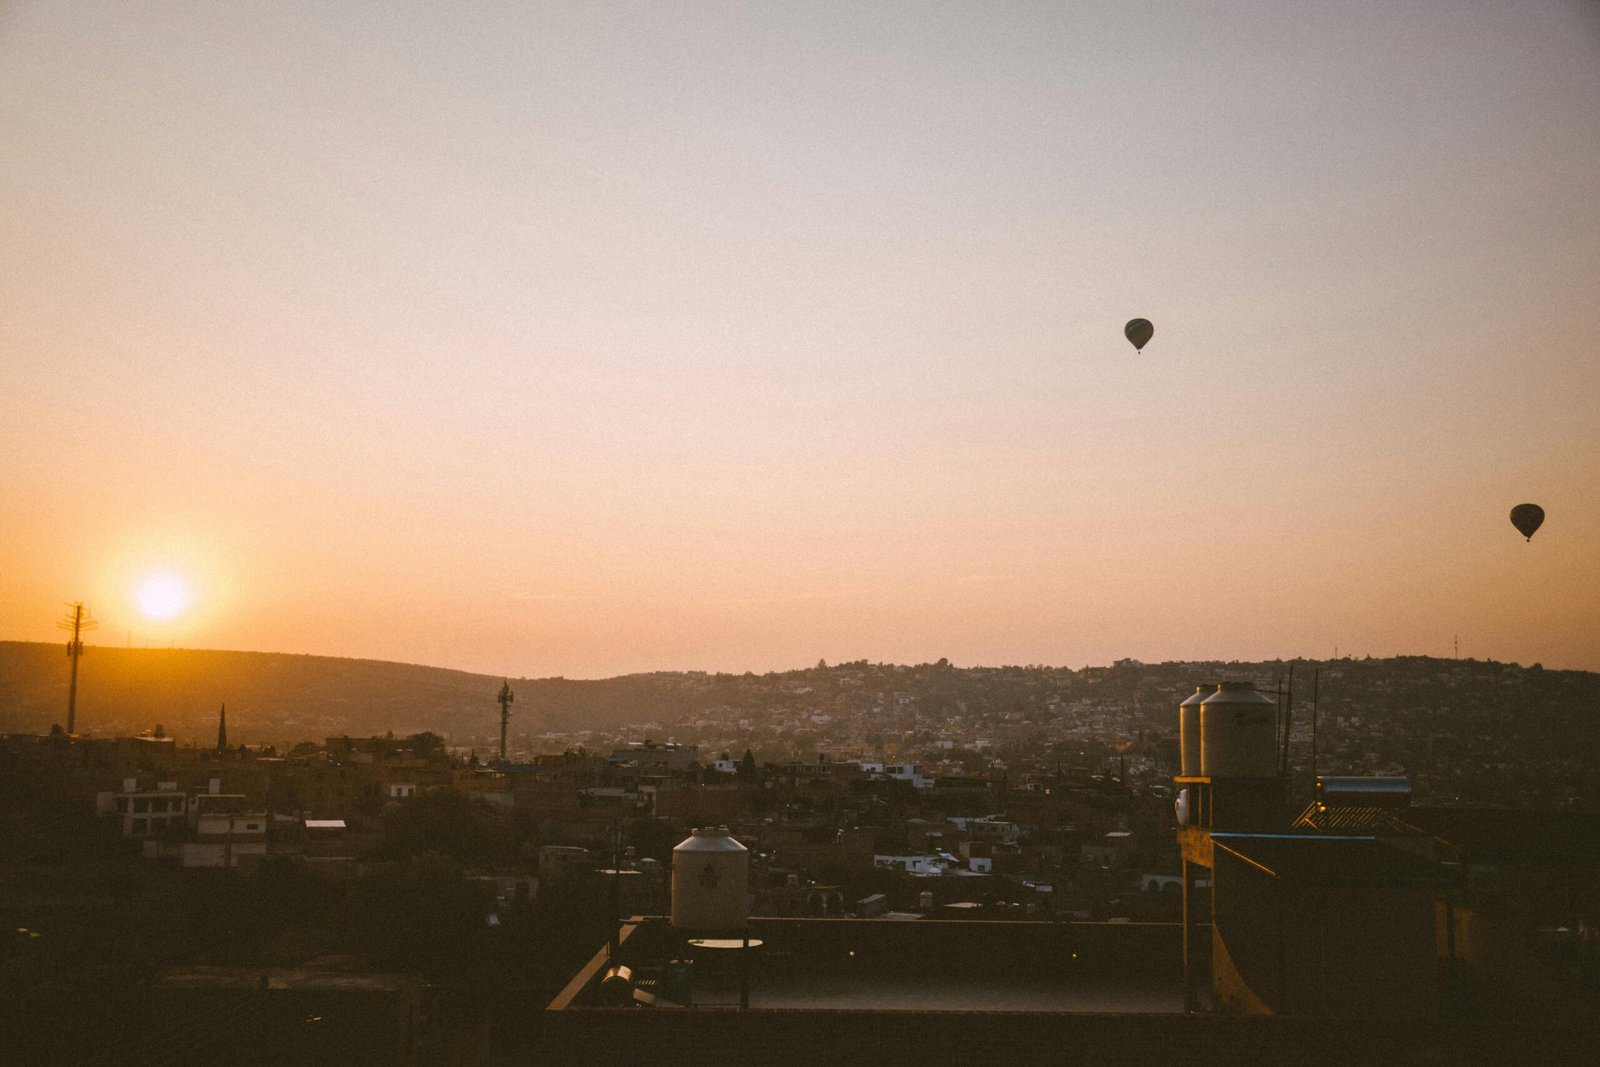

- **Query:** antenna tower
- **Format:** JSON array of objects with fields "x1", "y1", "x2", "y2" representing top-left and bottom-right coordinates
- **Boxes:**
[
  {"x1": 57, "y1": 602, "x2": 98, "y2": 734},
  {"x1": 497, "y1": 680, "x2": 515, "y2": 764}
]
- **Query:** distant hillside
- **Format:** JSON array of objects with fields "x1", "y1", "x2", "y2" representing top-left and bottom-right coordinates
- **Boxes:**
[
  {"x1": 4, "y1": 643, "x2": 1596, "y2": 765},
  {"x1": 0, "y1": 642, "x2": 694, "y2": 746}
]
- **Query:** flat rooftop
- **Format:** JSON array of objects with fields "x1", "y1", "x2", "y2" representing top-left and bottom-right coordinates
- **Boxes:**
[
  {"x1": 550, "y1": 917, "x2": 1181, "y2": 1014},
  {"x1": 542, "y1": 917, "x2": 1597, "y2": 1067},
  {"x1": 709, "y1": 971, "x2": 1179, "y2": 1013}
]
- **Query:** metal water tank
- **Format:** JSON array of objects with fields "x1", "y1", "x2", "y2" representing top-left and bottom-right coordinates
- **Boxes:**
[
  {"x1": 1199, "y1": 682, "x2": 1277, "y2": 778},
  {"x1": 1179, "y1": 686, "x2": 1209, "y2": 776},
  {"x1": 1317, "y1": 776, "x2": 1412, "y2": 809},
  {"x1": 671, "y1": 826, "x2": 749, "y2": 931}
]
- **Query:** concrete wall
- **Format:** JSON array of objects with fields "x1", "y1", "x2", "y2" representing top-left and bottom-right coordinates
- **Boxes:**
[{"x1": 541, "y1": 1009, "x2": 1592, "y2": 1067}]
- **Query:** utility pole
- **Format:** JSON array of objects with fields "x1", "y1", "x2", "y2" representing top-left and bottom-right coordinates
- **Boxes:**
[
  {"x1": 57, "y1": 603, "x2": 97, "y2": 734},
  {"x1": 497, "y1": 680, "x2": 514, "y2": 764}
]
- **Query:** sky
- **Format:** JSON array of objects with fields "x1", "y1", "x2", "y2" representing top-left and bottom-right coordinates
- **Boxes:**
[{"x1": 3, "y1": 2, "x2": 1598, "y2": 678}]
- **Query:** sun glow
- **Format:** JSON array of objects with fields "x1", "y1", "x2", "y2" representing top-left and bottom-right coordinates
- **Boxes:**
[{"x1": 137, "y1": 573, "x2": 193, "y2": 621}]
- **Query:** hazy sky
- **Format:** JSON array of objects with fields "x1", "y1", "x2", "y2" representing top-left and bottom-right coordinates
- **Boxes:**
[{"x1": 4, "y1": 2, "x2": 1598, "y2": 677}]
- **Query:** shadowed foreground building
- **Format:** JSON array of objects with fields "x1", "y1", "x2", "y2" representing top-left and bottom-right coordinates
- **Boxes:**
[
  {"x1": 543, "y1": 810, "x2": 1596, "y2": 1066},
  {"x1": 546, "y1": 685, "x2": 1598, "y2": 1063},
  {"x1": 1176, "y1": 682, "x2": 1600, "y2": 1025}
]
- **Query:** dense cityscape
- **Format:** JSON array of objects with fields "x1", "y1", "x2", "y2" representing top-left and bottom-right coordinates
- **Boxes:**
[{"x1": 3, "y1": 647, "x2": 1596, "y2": 1062}]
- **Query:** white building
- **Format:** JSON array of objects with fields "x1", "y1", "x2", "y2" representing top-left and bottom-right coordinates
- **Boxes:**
[
  {"x1": 179, "y1": 793, "x2": 268, "y2": 868},
  {"x1": 96, "y1": 778, "x2": 188, "y2": 839},
  {"x1": 858, "y1": 761, "x2": 934, "y2": 790},
  {"x1": 873, "y1": 854, "x2": 950, "y2": 875}
]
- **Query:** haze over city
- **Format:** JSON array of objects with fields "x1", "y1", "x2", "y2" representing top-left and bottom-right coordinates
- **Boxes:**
[{"x1": 4, "y1": 2, "x2": 1598, "y2": 678}]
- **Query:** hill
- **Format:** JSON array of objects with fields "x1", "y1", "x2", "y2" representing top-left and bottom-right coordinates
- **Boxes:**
[
  {"x1": 0, "y1": 642, "x2": 696, "y2": 746},
  {"x1": 3, "y1": 644, "x2": 1596, "y2": 803}
]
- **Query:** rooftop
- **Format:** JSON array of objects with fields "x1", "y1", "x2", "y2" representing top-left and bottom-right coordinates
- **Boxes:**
[{"x1": 551, "y1": 917, "x2": 1181, "y2": 1015}]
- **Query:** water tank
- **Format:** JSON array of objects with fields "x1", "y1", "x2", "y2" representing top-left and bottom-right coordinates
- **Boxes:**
[
  {"x1": 597, "y1": 965, "x2": 634, "y2": 1007},
  {"x1": 671, "y1": 826, "x2": 749, "y2": 931},
  {"x1": 1199, "y1": 682, "x2": 1278, "y2": 778},
  {"x1": 1178, "y1": 686, "x2": 1209, "y2": 776},
  {"x1": 1317, "y1": 776, "x2": 1411, "y2": 809}
]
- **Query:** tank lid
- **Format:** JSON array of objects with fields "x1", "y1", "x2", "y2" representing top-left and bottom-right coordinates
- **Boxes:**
[
  {"x1": 1180, "y1": 685, "x2": 1212, "y2": 707},
  {"x1": 674, "y1": 826, "x2": 748, "y2": 852},
  {"x1": 1200, "y1": 681, "x2": 1275, "y2": 705}
]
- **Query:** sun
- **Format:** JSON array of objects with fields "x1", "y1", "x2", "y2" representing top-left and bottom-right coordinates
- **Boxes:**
[{"x1": 137, "y1": 573, "x2": 193, "y2": 621}]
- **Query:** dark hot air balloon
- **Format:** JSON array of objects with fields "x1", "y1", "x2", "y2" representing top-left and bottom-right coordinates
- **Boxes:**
[
  {"x1": 1509, "y1": 503, "x2": 1544, "y2": 541},
  {"x1": 1124, "y1": 318, "x2": 1154, "y2": 352}
]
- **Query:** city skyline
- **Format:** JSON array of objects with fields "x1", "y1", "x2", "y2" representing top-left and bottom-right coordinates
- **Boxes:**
[{"x1": 4, "y1": 2, "x2": 1598, "y2": 678}]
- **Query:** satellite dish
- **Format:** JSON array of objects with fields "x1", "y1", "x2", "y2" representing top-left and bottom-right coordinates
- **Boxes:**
[
  {"x1": 1509, "y1": 503, "x2": 1544, "y2": 541},
  {"x1": 1124, "y1": 318, "x2": 1154, "y2": 352}
]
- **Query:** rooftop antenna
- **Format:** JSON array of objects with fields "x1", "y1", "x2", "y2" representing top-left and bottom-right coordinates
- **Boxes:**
[
  {"x1": 1280, "y1": 663, "x2": 1295, "y2": 776},
  {"x1": 1270, "y1": 672, "x2": 1285, "y2": 773},
  {"x1": 57, "y1": 603, "x2": 97, "y2": 734},
  {"x1": 1310, "y1": 667, "x2": 1320, "y2": 783},
  {"x1": 497, "y1": 680, "x2": 515, "y2": 764}
]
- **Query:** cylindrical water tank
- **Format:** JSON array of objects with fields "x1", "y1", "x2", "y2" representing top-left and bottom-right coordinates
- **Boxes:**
[
  {"x1": 1199, "y1": 682, "x2": 1278, "y2": 778},
  {"x1": 1179, "y1": 686, "x2": 1209, "y2": 776},
  {"x1": 671, "y1": 826, "x2": 749, "y2": 931},
  {"x1": 598, "y1": 965, "x2": 634, "y2": 1007},
  {"x1": 1317, "y1": 776, "x2": 1412, "y2": 809}
]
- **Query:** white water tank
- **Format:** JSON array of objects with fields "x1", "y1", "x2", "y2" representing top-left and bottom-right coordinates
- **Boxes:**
[
  {"x1": 1178, "y1": 686, "x2": 1209, "y2": 776},
  {"x1": 671, "y1": 826, "x2": 749, "y2": 931},
  {"x1": 1199, "y1": 682, "x2": 1277, "y2": 778}
]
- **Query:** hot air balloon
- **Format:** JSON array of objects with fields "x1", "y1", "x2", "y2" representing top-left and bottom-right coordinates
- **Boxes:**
[
  {"x1": 1509, "y1": 503, "x2": 1544, "y2": 541},
  {"x1": 1124, "y1": 318, "x2": 1153, "y2": 352}
]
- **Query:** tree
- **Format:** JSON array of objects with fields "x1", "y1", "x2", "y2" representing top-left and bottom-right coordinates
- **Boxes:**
[
  {"x1": 379, "y1": 791, "x2": 513, "y2": 867},
  {"x1": 406, "y1": 731, "x2": 449, "y2": 764}
]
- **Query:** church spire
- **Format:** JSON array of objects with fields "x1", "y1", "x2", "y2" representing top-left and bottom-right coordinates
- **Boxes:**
[{"x1": 217, "y1": 703, "x2": 227, "y2": 752}]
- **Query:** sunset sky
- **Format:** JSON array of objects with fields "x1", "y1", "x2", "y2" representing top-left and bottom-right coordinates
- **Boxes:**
[{"x1": 3, "y1": 2, "x2": 1598, "y2": 678}]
